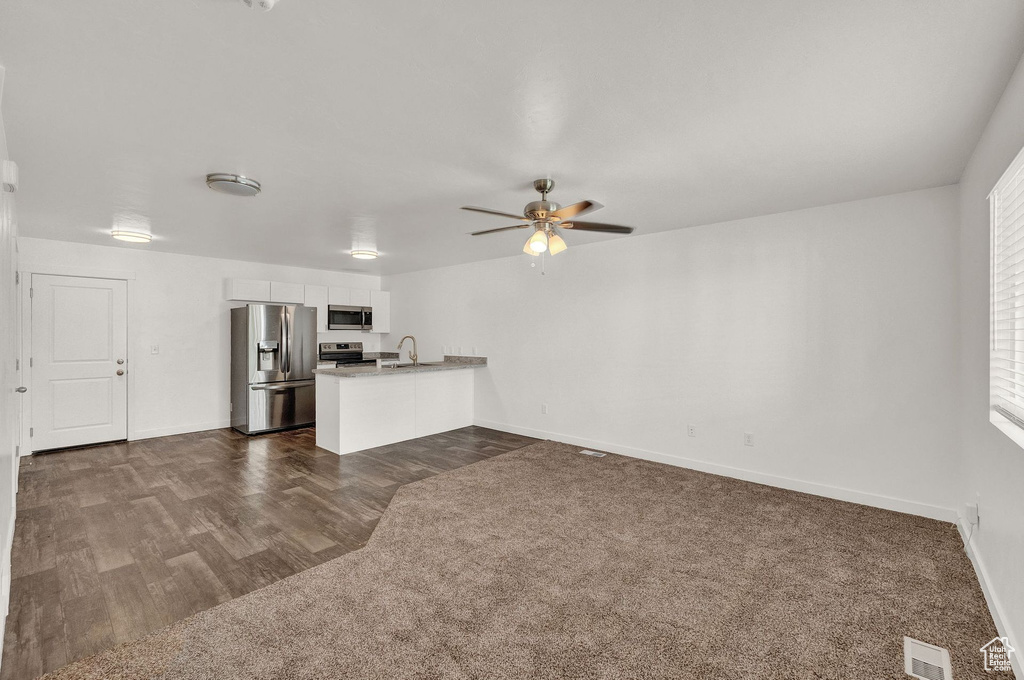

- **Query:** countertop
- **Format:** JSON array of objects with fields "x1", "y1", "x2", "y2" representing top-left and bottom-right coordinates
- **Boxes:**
[{"x1": 315, "y1": 356, "x2": 486, "y2": 378}]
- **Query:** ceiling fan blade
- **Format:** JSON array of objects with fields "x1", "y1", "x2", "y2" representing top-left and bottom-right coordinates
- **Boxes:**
[
  {"x1": 551, "y1": 200, "x2": 603, "y2": 220},
  {"x1": 561, "y1": 220, "x2": 634, "y2": 234},
  {"x1": 461, "y1": 206, "x2": 529, "y2": 221},
  {"x1": 470, "y1": 224, "x2": 531, "y2": 236}
]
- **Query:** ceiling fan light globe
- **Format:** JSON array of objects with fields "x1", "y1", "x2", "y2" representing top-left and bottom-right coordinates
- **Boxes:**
[
  {"x1": 548, "y1": 233, "x2": 567, "y2": 255},
  {"x1": 527, "y1": 229, "x2": 548, "y2": 253}
]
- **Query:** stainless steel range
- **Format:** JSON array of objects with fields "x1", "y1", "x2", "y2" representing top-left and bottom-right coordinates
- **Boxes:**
[{"x1": 318, "y1": 342, "x2": 375, "y2": 368}]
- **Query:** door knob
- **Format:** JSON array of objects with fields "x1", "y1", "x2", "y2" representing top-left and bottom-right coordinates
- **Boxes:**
[
  {"x1": 116, "y1": 369, "x2": 125, "y2": 376},
  {"x1": 15, "y1": 386, "x2": 27, "y2": 393},
  {"x1": 117, "y1": 359, "x2": 125, "y2": 365}
]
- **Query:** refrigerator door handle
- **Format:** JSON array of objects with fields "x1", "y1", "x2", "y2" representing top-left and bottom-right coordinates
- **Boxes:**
[
  {"x1": 282, "y1": 307, "x2": 291, "y2": 375},
  {"x1": 250, "y1": 380, "x2": 315, "y2": 391}
]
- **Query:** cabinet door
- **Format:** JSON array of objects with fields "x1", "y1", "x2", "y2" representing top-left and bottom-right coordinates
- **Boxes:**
[
  {"x1": 370, "y1": 290, "x2": 390, "y2": 334},
  {"x1": 270, "y1": 281, "x2": 305, "y2": 304},
  {"x1": 328, "y1": 287, "x2": 351, "y2": 305},
  {"x1": 226, "y1": 278, "x2": 271, "y2": 301},
  {"x1": 304, "y1": 285, "x2": 328, "y2": 331},
  {"x1": 350, "y1": 288, "x2": 371, "y2": 307}
]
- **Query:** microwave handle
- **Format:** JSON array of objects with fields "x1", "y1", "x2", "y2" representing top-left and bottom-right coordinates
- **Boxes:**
[{"x1": 362, "y1": 308, "x2": 370, "y2": 330}]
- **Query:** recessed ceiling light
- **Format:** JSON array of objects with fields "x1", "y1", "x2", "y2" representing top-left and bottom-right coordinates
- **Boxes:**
[
  {"x1": 351, "y1": 250, "x2": 378, "y2": 260},
  {"x1": 206, "y1": 173, "x2": 261, "y2": 197},
  {"x1": 111, "y1": 228, "x2": 152, "y2": 243}
]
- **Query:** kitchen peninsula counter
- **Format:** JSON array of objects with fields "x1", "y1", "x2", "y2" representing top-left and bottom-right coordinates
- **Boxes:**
[
  {"x1": 315, "y1": 356, "x2": 485, "y2": 455},
  {"x1": 315, "y1": 356, "x2": 485, "y2": 378}
]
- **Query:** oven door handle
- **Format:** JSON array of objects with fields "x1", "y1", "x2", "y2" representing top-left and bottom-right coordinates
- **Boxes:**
[{"x1": 251, "y1": 380, "x2": 315, "y2": 391}]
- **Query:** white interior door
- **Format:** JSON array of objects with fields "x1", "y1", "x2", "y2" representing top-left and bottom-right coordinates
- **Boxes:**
[{"x1": 31, "y1": 274, "x2": 128, "y2": 451}]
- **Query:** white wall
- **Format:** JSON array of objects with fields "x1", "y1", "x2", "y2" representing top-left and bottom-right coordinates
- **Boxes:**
[
  {"x1": 958, "y1": 50, "x2": 1024, "y2": 668},
  {"x1": 0, "y1": 64, "x2": 20, "y2": 658},
  {"x1": 18, "y1": 237, "x2": 382, "y2": 440},
  {"x1": 385, "y1": 186, "x2": 962, "y2": 520}
]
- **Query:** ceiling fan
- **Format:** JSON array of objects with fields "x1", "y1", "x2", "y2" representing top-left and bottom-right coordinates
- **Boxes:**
[{"x1": 462, "y1": 179, "x2": 635, "y2": 256}]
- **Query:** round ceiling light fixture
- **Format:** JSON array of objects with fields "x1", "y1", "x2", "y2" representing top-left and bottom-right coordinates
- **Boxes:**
[
  {"x1": 351, "y1": 250, "x2": 378, "y2": 260},
  {"x1": 111, "y1": 228, "x2": 152, "y2": 243},
  {"x1": 110, "y1": 212, "x2": 153, "y2": 243},
  {"x1": 206, "y1": 173, "x2": 261, "y2": 197}
]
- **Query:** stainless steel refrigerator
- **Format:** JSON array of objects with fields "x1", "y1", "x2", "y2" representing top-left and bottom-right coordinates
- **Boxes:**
[{"x1": 230, "y1": 304, "x2": 317, "y2": 434}]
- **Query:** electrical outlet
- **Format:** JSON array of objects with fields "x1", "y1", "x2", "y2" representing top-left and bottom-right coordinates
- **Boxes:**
[
  {"x1": 541, "y1": 404, "x2": 548, "y2": 415},
  {"x1": 744, "y1": 432, "x2": 754, "y2": 446},
  {"x1": 687, "y1": 424, "x2": 696, "y2": 437}
]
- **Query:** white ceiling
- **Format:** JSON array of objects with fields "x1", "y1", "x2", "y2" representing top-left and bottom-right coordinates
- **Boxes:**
[{"x1": 2, "y1": 1, "x2": 1023, "y2": 275}]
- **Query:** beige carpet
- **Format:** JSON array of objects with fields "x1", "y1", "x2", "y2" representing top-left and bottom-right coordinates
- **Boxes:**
[{"x1": 42, "y1": 441, "x2": 1008, "y2": 679}]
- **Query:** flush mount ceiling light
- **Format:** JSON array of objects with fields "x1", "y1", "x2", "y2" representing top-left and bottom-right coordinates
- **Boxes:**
[
  {"x1": 110, "y1": 213, "x2": 153, "y2": 243},
  {"x1": 206, "y1": 173, "x2": 261, "y2": 197},
  {"x1": 111, "y1": 228, "x2": 152, "y2": 243},
  {"x1": 351, "y1": 250, "x2": 378, "y2": 260},
  {"x1": 463, "y1": 178, "x2": 635, "y2": 257}
]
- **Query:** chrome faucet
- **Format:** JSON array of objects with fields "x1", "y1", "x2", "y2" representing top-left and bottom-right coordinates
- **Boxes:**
[{"x1": 397, "y1": 335, "x2": 419, "y2": 366}]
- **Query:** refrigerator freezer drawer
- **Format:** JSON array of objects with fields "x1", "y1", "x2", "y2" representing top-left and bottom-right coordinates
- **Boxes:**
[{"x1": 240, "y1": 382, "x2": 316, "y2": 434}]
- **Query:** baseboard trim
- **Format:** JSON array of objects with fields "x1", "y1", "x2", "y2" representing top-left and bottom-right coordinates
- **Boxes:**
[
  {"x1": 1, "y1": 508, "x2": 15, "y2": 677},
  {"x1": 958, "y1": 520, "x2": 1023, "y2": 679},
  {"x1": 474, "y1": 419, "x2": 957, "y2": 523},
  {"x1": 130, "y1": 420, "x2": 232, "y2": 441}
]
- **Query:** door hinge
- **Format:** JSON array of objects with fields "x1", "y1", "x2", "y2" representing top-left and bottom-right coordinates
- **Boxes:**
[
  {"x1": 14, "y1": 272, "x2": 19, "y2": 285},
  {"x1": 29, "y1": 357, "x2": 33, "y2": 368},
  {"x1": 15, "y1": 358, "x2": 19, "y2": 371},
  {"x1": 29, "y1": 428, "x2": 33, "y2": 438},
  {"x1": 14, "y1": 445, "x2": 18, "y2": 457},
  {"x1": 29, "y1": 287, "x2": 33, "y2": 298}
]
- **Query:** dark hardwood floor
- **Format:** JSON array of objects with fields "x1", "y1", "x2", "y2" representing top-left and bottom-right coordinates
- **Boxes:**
[{"x1": 1, "y1": 425, "x2": 538, "y2": 679}]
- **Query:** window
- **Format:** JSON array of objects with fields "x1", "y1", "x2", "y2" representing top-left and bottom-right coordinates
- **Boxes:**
[{"x1": 991, "y1": 144, "x2": 1024, "y2": 431}]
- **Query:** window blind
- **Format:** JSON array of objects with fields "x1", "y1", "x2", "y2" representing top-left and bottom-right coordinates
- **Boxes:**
[{"x1": 991, "y1": 143, "x2": 1024, "y2": 429}]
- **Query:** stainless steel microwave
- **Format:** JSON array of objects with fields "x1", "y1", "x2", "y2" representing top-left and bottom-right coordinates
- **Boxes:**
[{"x1": 327, "y1": 305, "x2": 373, "y2": 331}]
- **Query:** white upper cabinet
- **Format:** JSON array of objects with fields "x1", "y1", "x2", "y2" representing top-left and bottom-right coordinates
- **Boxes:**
[
  {"x1": 328, "y1": 286, "x2": 351, "y2": 305},
  {"x1": 225, "y1": 278, "x2": 271, "y2": 302},
  {"x1": 329, "y1": 287, "x2": 371, "y2": 307},
  {"x1": 227, "y1": 280, "x2": 388, "y2": 333},
  {"x1": 269, "y1": 281, "x2": 305, "y2": 304},
  {"x1": 370, "y1": 290, "x2": 391, "y2": 334},
  {"x1": 349, "y1": 288, "x2": 371, "y2": 307},
  {"x1": 304, "y1": 285, "x2": 329, "y2": 331}
]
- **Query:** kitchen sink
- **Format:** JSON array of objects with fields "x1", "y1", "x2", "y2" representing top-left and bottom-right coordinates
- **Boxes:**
[{"x1": 387, "y1": 361, "x2": 445, "y2": 368}]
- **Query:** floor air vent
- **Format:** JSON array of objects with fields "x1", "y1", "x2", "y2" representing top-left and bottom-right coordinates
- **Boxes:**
[
  {"x1": 904, "y1": 637, "x2": 953, "y2": 680},
  {"x1": 579, "y1": 450, "x2": 606, "y2": 457}
]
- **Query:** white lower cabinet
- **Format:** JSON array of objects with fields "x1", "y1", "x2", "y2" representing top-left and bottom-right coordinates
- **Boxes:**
[{"x1": 315, "y1": 369, "x2": 474, "y2": 455}]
